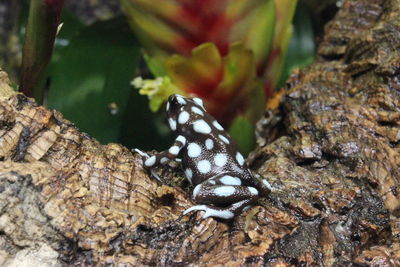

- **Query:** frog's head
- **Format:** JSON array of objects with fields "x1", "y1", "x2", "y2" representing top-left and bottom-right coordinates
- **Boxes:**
[{"x1": 166, "y1": 94, "x2": 206, "y2": 133}]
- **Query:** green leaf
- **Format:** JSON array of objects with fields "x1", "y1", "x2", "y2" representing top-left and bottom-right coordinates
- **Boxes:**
[
  {"x1": 228, "y1": 116, "x2": 256, "y2": 156},
  {"x1": 262, "y1": 0, "x2": 298, "y2": 97},
  {"x1": 46, "y1": 17, "x2": 149, "y2": 145},
  {"x1": 277, "y1": 2, "x2": 315, "y2": 88},
  {"x1": 234, "y1": 0, "x2": 275, "y2": 66},
  {"x1": 142, "y1": 51, "x2": 167, "y2": 77},
  {"x1": 219, "y1": 42, "x2": 256, "y2": 96},
  {"x1": 118, "y1": 94, "x2": 173, "y2": 151}
]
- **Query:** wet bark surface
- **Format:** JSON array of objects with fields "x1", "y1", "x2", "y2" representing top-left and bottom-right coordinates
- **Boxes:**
[{"x1": 1, "y1": 0, "x2": 400, "y2": 266}]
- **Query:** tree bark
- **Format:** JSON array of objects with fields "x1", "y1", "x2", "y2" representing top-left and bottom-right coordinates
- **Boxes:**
[{"x1": 1, "y1": 0, "x2": 400, "y2": 266}]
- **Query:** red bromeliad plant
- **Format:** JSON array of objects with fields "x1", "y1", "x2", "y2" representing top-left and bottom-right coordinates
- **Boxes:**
[{"x1": 121, "y1": 0, "x2": 297, "y2": 131}]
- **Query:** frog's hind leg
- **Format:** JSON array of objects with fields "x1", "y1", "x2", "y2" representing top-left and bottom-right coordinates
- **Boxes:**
[
  {"x1": 183, "y1": 180, "x2": 260, "y2": 219},
  {"x1": 183, "y1": 199, "x2": 257, "y2": 219}
]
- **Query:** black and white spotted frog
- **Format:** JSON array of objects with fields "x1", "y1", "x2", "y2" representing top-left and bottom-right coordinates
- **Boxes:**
[{"x1": 135, "y1": 94, "x2": 271, "y2": 219}]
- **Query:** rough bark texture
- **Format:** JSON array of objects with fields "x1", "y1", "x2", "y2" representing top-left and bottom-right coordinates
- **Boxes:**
[{"x1": 1, "y1": 0, "x2": 400, "y2": 266}]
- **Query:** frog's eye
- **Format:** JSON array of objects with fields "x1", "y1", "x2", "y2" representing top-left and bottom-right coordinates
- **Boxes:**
[{"x1": 167, "y1": 94, "x2": 187, "y2": 112}]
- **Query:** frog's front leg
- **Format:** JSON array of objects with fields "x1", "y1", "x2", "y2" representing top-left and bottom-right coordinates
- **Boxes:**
[
  {"x1": 183, "y1": 177, "x2": 260, "y2": 219},
  {"x1": 135, "y1": 135, "x2": 186, "y2": 180}
]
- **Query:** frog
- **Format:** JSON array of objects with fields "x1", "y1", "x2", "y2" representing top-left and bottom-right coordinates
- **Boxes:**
[{"x1": 135, "y1": 94, "x2": 271, "y2": 219}]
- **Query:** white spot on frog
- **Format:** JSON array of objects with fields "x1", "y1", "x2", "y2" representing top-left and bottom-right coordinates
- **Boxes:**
[
  {"x1": 218, "y1": 134, "x2": 229, "y2": 144},
  {"x1": 248, "y1": 187, "x2": 258, "y2": 195},
  {"x1": 214, "y1": 186, "x2": 236, "y2": 197},
  {"x1": 213, "y1": 120, "x2": 224, "y2": 131},
  {"x1": 193, "y1": 97, "x2": 204, "y2": 109},
  {"x1": 169, "y1": 146, "x2": 179, "y2": 155},
  {"x1": 176, "y1": 95, "x2": 186, "y2": 105},
  {"x1": 197, "y1": 160, "x2": 211, "y2": 174},
  {"x1": 144, "y1": 155, "x2": 156, "y2": 167},
  {"x1": 191, "y1": 106, "x2": 204, "y2": 116},
  {"x1": 168, "y1": 118, "x2": 177, "y2": 131},
  {"x1": 193, "y1": 120, "x2": 211, "y2": 134},
  {"x1": 205, "y1": 139, "x2": 214, "y2": 150},
  {"x1": 178, "y1": 111, "x2": 190, "y2": 124},
  {"x1": 214, "y1": 153, "x2": 227, "y2": 167},
  {"x1": 187, "y1": 143, "x2": 202, "y2": 158},
  {"x1": 220, "y1": 175, "x2": 241, "y2": 185},
  {"x1": 236, "y1": 152, "x2": 245, "y2": 166},
  {"x1": 176, "y1": 135, "x2": 186, "y2": 145}
]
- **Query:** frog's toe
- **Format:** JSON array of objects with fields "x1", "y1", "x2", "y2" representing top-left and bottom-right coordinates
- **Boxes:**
[
  {"x1": 183, "y1": 205, "x2": 207, "y2": 215},
  {"x1": 134, "y1": 148, "x2": 149, "y2": 158},
  {"x1": 183, "y1": 205, "x2": 235, "y2": 219},
  {"x1": 134, "y1": 149, "x2": 162, "y2": 182}
]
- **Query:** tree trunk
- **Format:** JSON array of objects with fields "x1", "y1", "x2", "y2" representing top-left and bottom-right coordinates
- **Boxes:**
[{"x1": 1, "y1": 0, "x2": 400, "y2": 265}]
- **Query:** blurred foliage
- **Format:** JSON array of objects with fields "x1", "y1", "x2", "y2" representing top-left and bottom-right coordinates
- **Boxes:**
[
  {"x1": 229, "y1": 116, "x2": 256, "y2": 156},
  {"x1": 0, "y1": 1, "x2": 21, "y2": 82},
  {"x1": 277, "y1": 1, "x2": 315, "y2": 88},
  {"x1": 121, "y1": 0, "x2": 306, "y2": 153},
  {"x1": 262, "y1": 0, "x2": 297, "y2": 98},
  {"x1": 64, "y1": 0, "x2": 122, "y2": 24},
  {"x1": 121, "y1": 0, "x2": 277, "y2": 125},
  {"x1": 45, "y1": 17, "x2": 171, "y2": 149},
  {"x1": 120, "y1": 0, "x2": 276, "y2": 71},
  {"x1": 14, "y1": 0, "x2": 316, "y2": 153}
]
